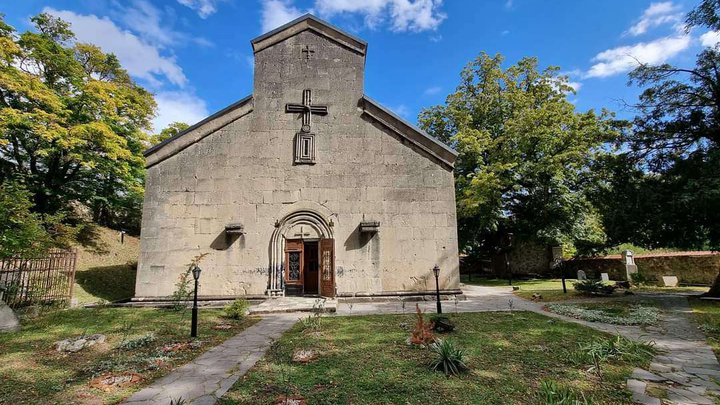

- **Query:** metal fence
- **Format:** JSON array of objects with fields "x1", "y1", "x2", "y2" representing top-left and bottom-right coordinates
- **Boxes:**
[{"x1": 0, "y1": 249, "x2": 77, "y2": 308}]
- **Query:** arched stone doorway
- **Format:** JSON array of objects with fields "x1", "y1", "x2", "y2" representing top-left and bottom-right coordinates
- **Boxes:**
[{"x1": 268, "y1": 210, "x2": 335, "y2": 297}]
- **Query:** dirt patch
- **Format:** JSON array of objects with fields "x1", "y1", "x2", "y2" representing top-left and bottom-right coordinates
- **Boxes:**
[
  {"x1": 274, "y1": 396, "x2": 307, "y2": 405},
  {"x1": 88, "y1": 373, "x2": 142, "y2": 391}
]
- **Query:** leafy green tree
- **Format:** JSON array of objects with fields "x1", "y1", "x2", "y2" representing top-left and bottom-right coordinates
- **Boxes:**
[
  {"x1": 152, "y1": 122, "x2": 189, "y2": 145},
  {"x1": 0, "y1": 13, "x2": 155, "y2": 230},
  {"x1": 0, "y1": 179, "x2": 57, "y2": 258},
  {"x1": 602, "y1": 0, "x2": 720, "y2": 252},
  {"x1": 419, "y1": 53, "x2": 623, "y2": 258}
]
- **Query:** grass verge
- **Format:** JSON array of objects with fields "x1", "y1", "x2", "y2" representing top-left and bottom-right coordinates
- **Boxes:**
[
  {"x1": 546, "y1": 302, "x2": 661, "y2": 326},
  {"x1": 219, "y1": 311, "x2": 651, "y2": 404},
  {"x1": 0, "y1": 307, "x2": 258, "y2": 404},
  {"x1": 462, "y1": 277, "x2": 708, "y2": 302},
  {"x1": 689, "y1": 298, "x2": 720, "y2": 358}
]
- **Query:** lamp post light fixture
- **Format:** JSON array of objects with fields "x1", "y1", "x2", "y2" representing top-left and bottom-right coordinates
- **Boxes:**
[
  {"x1": 191, "y1": 265, "x2": 202, "y2": 338},
  {"x1": 433, "y1": 265, "x2": 442, "y2": 314}
]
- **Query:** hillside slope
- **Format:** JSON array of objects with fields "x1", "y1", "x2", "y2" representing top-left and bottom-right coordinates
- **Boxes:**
[{"x1": 73, "y1": 225, "x2": 139, "y2": 304}]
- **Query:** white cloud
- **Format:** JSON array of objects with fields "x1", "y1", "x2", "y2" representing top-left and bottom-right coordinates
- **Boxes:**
[
  {"x1": 315, "y1": 0, "x2": 446, "y2": 32},
  {"x1": 567, "y1": 81, "x2": 582, "y2": 92},
  {"x1": 700, "y1": 30, "x2": 720, "y2": 47},
  {"x1": 177, "y1": 0, "x2": 220, "y2": 18},
  {"x1": 626, "y1": 1, "x2": 682, "y2": 36},
  {"x1": 423, "y1": 86, "x2": 441, "y2": 96},
  {"x1": 153, "y1": 91, "x2": 209, "y2": 132},
  {"x1": 585, "y1": 35, "x2": 691, "y2": 78},
  {"x1": 121, "y1": 0, "x2": 176, "y2": 47},
  {"x1": 44, "y1": 7, "x2": 187, "y2": 87},
  {"x1": 390, "y1": 103, "x2": 410, "y2": 117},
  {"x1": 261, "y1": 0, "x2": 307, "y2": 33},
  {"x1": 118, "y1": 1, "x2": 213, "y2": 48}
]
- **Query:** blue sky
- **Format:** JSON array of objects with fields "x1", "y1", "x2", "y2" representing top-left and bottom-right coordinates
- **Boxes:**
[{"x1": 3, "y1": 0, "x2": 719, "y2": 132}]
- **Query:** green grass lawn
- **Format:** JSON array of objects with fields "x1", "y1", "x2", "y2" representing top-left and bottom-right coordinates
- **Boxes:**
[
  {"x1": 219, "y1": 312, "x2": 651, "y2": 404},
  {"x1": 0, "y1": 307, "x2": 258, "y2": 404},
  {"x1": 462, "y1": 276, "x2": 708, "y2": 302},
  {"x1": 689, "y1": 298, "x2": 720, "y2": 358},
  {"x1": 73, "y1": 225, "x2": 140, "y2": 304}
]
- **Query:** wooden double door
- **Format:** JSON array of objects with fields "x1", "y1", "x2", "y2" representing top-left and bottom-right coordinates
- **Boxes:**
[{"x1": 285, "y1": 238, "x2": 335, "y2": 297}]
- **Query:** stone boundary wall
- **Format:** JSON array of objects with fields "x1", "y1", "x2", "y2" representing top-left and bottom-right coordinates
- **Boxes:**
[{"x1": 562, "y1": 252, "x2": 720, "y2": 286}]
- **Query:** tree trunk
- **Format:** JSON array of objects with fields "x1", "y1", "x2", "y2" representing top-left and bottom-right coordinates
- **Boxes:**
[{"x1": 706, "y1": 272, "x2": 720, "y2": 297}]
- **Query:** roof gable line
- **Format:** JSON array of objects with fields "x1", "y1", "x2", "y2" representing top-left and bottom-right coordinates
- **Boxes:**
[
  {"x1": 251, "y1": 14, "x2": 367, "y2": 55},
  {"x1": 144, "y1": 95, "x2": 253, "y2": 168},
  {"x1": 362, "y1": 95, "x2": 457, "y2": 169}
]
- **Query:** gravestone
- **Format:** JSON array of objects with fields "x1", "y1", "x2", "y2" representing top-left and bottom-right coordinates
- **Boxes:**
[
  {"x1": 601, "y1": 273, "x2": 610, "y2": 282},
  {"x1": 0, "y1": 301, "x2": 19, "y2": 333},
  {"x1": 622, "y1": 250, "x2": 638, "y2": 281},
  {"x1": 662, "y1": 276, "x2": 679, "y2": 287},
  {"x1": 577, "y1": 270, "x2": 587, "y2": 280}
]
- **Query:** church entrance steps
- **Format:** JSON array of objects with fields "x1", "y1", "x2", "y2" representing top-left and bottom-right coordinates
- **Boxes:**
[{"x1": 248, "y1": 296, "x2": 337, "y2": 315}]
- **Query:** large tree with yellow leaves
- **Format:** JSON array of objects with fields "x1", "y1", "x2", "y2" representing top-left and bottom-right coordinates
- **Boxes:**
[{"x1": 0, "y1": 13, "x2": 155, "y2": 232}]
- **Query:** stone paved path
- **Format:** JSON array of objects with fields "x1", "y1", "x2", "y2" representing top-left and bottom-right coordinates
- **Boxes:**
[{"x1": 123, "y1": 313, "x2": 300, "y2": 405}]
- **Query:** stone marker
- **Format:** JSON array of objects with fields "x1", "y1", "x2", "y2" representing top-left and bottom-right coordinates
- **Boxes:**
[
  {"x1": 662, "y1": 276, "x2": 679, "y2": 287},
  {"x1": 622, "y1": 250, "x2": 638, "y2": 280},
  {"x1": 55, "y1": 334, "x2": 106, "y2": 353},
  {"x1": 577, "y1": 270, "x2": 587, "y2": 280},
  {"x1": 601, "y1": 273, "x2": 610, "y2": 282},
  {"x1": 0, "y1": 301, "x2": 19, "y2": 333}
]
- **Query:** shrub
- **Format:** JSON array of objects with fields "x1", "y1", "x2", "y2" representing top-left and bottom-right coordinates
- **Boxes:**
[
  {"x1": 171, "y1": 253, "x2": 208, "y2": 311},
  {"x1": 630, "y1": 272, "x2": 653, "y2": 286},
  {"x1": 573, "y1": 279, "x2": 615, "y2": 296},
  {"x1": 410, "y1": 304, "x2": 435, "y2": 346},
  {"x1": 428, "y1": 339, "x2": 468, "y2": 376},
  {"x1": 429, "y1": 314, "x2": 455, "y2": 333},
  {"x1": 118, "y1": 333, "x2": 156, "y2": 350},
  {"x1": 224, "y1": 298, "x2": 250, "y2": 320},
  {"x1": 537, "y1": 380, "x2": 590, "y2": 404}
]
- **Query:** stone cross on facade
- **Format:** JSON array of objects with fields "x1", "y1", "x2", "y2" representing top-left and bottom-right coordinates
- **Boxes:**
[
  {"x1": 285, "y1": 89, "x2": 328, "y2": 133},
  {"x1": 301, "y1": 45, "x2": 314, "y2": 60}
]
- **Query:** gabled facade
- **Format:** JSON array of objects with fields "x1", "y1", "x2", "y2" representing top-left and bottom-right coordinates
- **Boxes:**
[{"x1": 135, "y1": 15, "x2": 460, "y2": 300}]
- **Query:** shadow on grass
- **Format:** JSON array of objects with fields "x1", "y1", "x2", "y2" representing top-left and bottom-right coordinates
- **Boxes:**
[
  {"x1": 75, "y1": 223, "x2": 110, "y2": 255},
  {"x1": 75, "y1": 263, "x2": 137, "y2": 302}
]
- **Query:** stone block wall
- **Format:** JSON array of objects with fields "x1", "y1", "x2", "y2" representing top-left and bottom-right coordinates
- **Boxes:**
[{"x1": 136, "y1": 29, "x2": 460, "y2": 299}]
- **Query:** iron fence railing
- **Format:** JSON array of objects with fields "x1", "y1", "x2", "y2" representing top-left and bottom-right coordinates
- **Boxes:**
[{"x1": 0, "y1": 249, "x2": 77, "y2": 308}]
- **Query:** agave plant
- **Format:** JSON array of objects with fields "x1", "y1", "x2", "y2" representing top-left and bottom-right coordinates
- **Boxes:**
[{"x1": 428, "y1": 339, "x2": 468, "y2": 376}]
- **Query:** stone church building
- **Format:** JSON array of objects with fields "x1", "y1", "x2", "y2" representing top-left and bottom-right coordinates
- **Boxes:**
[{"x1": 135, "y1": 15, "x2": 460, "y2": 301}]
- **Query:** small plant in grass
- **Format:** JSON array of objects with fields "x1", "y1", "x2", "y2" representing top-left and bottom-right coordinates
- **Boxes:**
[
  {"x1": 224, "y1": 298, "x2": 250, "y2": 320},
  {"x1": 573, "y1": 279, "x2": 615, "y2": 296},
  {"x1": 118, "y1": 332, "x2": 156, "y2": 350},
  {"x1": 569, "y1": 335, "x2": 656, "y2": 381},
  {"x1": 170, "y1": 398, "x2": 186, "y2": 405},
  {"x1": 428, "y1": 339, "x2": 468, "y2": 376},
  {"x1": 301, "y1": 298, "x2": 325, "y2": 331},
  {"x1": 537, "y1": 380, "x2": 590, "y2": 404},
  {"x1": 409, "y1": 304, "x2": 435, "y2": 346}
]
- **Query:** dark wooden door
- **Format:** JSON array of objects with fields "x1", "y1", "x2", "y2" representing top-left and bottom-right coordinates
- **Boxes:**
[
  {"x1": 285, "y1": 239, "x2": 303, "y2": 288},
  {"x1": 304, "y1": 241, "x2": 319, "y2": 294},
  {"x1": 319, "y1": 238, "x2": 335, "y2": 297}
]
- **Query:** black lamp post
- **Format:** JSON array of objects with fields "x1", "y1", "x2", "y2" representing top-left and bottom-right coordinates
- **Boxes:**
[
  {"x1": 433, "y1": 265, "x2": 442, "y2": 314},
  {"x1": 191, "y1": 265, "x2": 202, "y2": 338}
]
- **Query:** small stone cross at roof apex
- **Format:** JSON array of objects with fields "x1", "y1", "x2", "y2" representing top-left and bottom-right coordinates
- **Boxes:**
[{"x1": 301, "y1": 45, "x2": 314, "y2": 61}]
